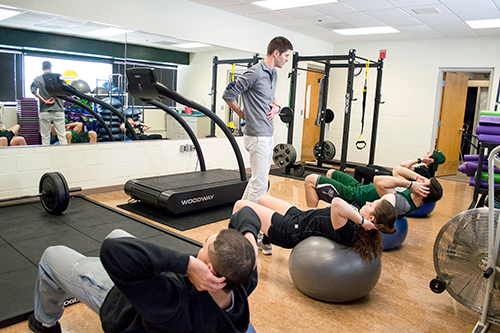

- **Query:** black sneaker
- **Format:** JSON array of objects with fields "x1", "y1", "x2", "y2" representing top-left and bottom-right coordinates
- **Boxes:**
[{"x1": 28, "y1": 314, "x2": 61, "y2": 333}]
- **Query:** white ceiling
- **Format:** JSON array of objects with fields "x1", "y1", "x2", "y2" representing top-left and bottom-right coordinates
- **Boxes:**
[
  {"x1": 190, "y1": 0, "x2": 500, "y2": 42},
  {"x1": 1, "y1": 0, "x2": 500, "y2": 54},
  {"x1": 0, "y1": 8, "x2": 224, "y2": 53}
]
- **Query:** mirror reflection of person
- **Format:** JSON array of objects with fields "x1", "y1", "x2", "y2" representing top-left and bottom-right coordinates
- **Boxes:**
[
  {"x1": 0, "y1": 122, "x2": 27, "y2": 146},
  {"x1": 50, "y1": 122, "x2": 97, "y2": 144},
  {"x1": 120, "y1": 117, "x2": 162, "y2": 140},
  {"x1": 30, "y1": 61, "x2": 67, "y2": 145}
]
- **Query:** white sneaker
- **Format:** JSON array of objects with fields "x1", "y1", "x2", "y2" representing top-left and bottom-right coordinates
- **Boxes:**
[{"x1": 258, "y1": 237, "x2": 273, "y2": 255}]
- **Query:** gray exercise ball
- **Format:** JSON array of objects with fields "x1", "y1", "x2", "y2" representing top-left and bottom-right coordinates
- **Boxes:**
[
  {"x1": 69, "y1": 79, "x2": 91, "y2": 93},
  {"x1": 288, "y1": 236, "x2": 382, "y2": 303}
]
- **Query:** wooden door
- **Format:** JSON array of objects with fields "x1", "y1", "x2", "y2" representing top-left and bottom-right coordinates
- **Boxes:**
[
  {"x1": 435, "y1": 72, "x2": 469, "y2": 176},
  {"x1": 301, "y1": 68, "x2": 323, "y2": 161}
]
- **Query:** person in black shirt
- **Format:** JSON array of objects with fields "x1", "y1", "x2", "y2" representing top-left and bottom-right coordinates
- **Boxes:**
[
  {"x1": 233, "y1": 195, "x2": 397, "y2": 263},
  {"x1": 120, "y1": 117, "x2": 162, "y2": 140},
  {"x1": 29, "y1": 213, "x2": 260, "y2": 333}
]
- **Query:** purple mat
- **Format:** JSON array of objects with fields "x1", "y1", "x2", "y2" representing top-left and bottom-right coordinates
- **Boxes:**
[
  {"x1": 480, "y1": 115, "x2": 500, "y2": 126},
  {"x1": 458, "y1": 162, "x2": 500, "y2": 176},
  {"x1": 476, "y1": 125, "x2": 500, "y2": 135},
  {"x1": 464, "y1": 155, "x2": 488, "y2": 161},
  {"x1": 470, "y1": 178, "x2": 500, "y2": 188},
  {"x1": 478, "y1": 134, "x2": 500, "y2": 143}
]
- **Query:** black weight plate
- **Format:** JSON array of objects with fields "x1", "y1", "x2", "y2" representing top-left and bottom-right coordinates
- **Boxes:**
[
  {"x1": 292, "y1": 164, "x2": 305, "y2": 177},
  {"x1": 39, "y1": 172, "x2": 70, "y2": 214},
  {"x1": 272, "y1": 143, "x2": 297, "y2": 167},
  {"x1": 325, "y1": 109, "x2": 334, "y2": 123},
  {"x1": 279, "y1": 107, "x2": 293, "y2": 123},
  {"x1": 313, "y1": 140, "x2": 336, "y2": 161}
]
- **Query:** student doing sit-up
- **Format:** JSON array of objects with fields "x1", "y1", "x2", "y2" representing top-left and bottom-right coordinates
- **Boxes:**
[{"x1": 232, "y1": 194, "x2": 397, "y2": 260}]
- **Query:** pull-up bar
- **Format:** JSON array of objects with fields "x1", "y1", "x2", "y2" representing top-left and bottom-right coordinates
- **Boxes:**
[{"x1": 288, "y1": 49, "x2": 384, "y2": 171}]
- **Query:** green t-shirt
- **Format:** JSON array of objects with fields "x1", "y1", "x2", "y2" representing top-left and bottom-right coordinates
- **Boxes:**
[{"x1": 355, "y1": 184, "x2": 417, "y2": 216}]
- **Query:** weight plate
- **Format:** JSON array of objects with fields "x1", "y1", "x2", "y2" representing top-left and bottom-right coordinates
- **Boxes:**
[
  {"x1": 279, "y1": 107, "x2": 293, "y2": 123},
  {"x1": 273, "y1": 143, "x2": 297, "y2": 167},
  {"x1": 325, "y1": 109, "x2": 334, "y2": 124},
  {"x1": 292, "y1": 164, "x2": 305, "y2": 177},
  {"x1": 313, "y1": 140, "x2": 336, "y2": 161},
  {"x1": 39, "y1": 172, "x2": 70, "y2": 214}
]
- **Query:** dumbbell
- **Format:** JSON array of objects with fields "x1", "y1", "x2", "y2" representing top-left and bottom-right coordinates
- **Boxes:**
[{"x1": 0, "y1": 172, "x2": 81, "y2": 214}]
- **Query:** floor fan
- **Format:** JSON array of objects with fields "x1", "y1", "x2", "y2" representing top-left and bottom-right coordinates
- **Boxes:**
[{"x1": 430, "y1": 145, "x2": 500, "y2": 332}]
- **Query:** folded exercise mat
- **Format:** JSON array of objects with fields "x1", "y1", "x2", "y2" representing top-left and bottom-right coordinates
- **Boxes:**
[
  {"x1": 458, "y1": 162, "x2": 500, "y2": 176},
  {"x1": 476, "y1": 125, "x2": 500, "y2": 135},
  {"x1": 470, "y1": 178, "x2": 500, "y2": 188},
  {"x1": 464, "y1": 154, "x2": 489, "y2": 162},
  {"x1": 478, "y1": 134, "x2": 500, "y2": 143},
  {"x1": 477, "y1": 171, "x2": 500, "y2": 183},
  {"x1": 480, "y1": 110, "x2": 500, "y2": 117},
  {"x1": 480, "y1": 115, "x2": 500, "y2": 126}
]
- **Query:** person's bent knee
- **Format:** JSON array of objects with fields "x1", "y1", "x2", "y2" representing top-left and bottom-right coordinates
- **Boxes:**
[
  {"x1": 10, "y1": 137, "x2": 26, "y2": 146},
  {"x1": 233, "y1": 199, "x2": 250, "y2": 213},
  {"x1": 305, "y1": 174, "x2": 319, "y2": 187},
  {"x1": 0, "y1": 137, "x2": 8, "y2": 146},
  {"x1": 40, "y1": 245, "x2": 70, "y2": 264}
]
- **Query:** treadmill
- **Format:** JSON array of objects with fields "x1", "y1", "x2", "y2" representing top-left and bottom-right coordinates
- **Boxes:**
[{"x1": 124, "y1": 68, "x2": 248, "y2": 214}]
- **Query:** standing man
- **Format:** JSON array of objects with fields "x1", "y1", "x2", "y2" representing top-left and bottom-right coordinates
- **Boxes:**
[
  {"x1": 223, "y1": 36, "x2": 293, "y2": 204},
  {"x1": 31, "y1": 61, "x2": 67, "y2": 145}
]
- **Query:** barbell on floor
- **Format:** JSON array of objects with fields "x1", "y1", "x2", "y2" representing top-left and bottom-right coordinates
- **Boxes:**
[{"x1": 0, "y1": 172, "x2": 81, "y2": 214}]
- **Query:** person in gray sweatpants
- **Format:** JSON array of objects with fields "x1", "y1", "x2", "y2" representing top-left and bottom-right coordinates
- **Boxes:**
[
  {"x1": 30, "y1": 61, "x2": 67, "y2": 145},
  {"x1": 222, "y1": 36, "x2": 293, "y2": 204}
]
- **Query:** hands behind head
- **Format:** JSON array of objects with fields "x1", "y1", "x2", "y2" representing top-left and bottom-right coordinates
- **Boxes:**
[
  {"x1": 362, "y1": 220, "x2": 378, "y2": 231},
  {"x1": 410, "y1": 181, "x2": 430, "y2": 197},
  {"x1": 422, "y1": 157, "x2": 433, "y2": 164},
  {"x1": 187, "y1": 257, "x2": 226, "y2": 292}
]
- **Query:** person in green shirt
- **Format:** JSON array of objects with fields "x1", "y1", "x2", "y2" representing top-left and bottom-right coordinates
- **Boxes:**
[{"x1": 304, "y1": 165, "x2": 443, "y2": 218}]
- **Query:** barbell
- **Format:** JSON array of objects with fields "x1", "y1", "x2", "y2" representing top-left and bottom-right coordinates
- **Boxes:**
[{"x1": 0, "y1": 172, "x2": 81, "y2": 214}]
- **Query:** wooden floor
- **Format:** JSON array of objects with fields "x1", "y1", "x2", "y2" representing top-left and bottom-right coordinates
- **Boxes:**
[{"x1": 2, "y1": 174, "x2": 500, "y2": 333}]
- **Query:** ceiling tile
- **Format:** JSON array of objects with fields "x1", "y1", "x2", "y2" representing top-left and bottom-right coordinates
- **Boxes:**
[
  {"x1": 443, "y1": 0, "x2": 500, "y2": 20},
  {"x1": 277, "y1": 7, "x2": 329, "y2": 19},
  {"x1": 327, "y1": 11, "x2": 383, "y2": 27},
  {"x1": 219, "y1": 3, "x2": 269, "y2": 16},
  {"x1": 364, "y1": 8, "x2": 422, "y2": 26},
  {"x1": 246, "y1": 11, "x2": 291, "y2": 22},
  {"x1": 312, "y1": 2, "x2": 358, "y2": 15},
  {"x1": 301, "y1": 15, "x2": 341, "y2": 25},
  {"x1": 341, "y1": 0, "x2": 396, "y2": 11},
  {"x1": 386, "y1": 0, "x2": 440, "y2": 6}
]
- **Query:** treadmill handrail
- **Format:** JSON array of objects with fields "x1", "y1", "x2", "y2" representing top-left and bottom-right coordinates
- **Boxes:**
[
  {"x1": 63, "y1": 96, "x2": 114, "y2": 141},
  {"x1": 153, "y1": 82, "x2": 246, "y2": 181},
  {"x1": 149, "y1": 100, "x2": 206, "y2": 171},
  {"x1": 43, "y1": 73, "x2": 139, "y2": 140}
]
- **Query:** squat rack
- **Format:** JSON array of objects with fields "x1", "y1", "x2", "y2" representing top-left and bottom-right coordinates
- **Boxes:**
[
  {"x1": 210, "y1": 54, "x2": 261, "y2": 137},
  {"x1": 287, "y1": 49, "x2": 384, "y2": 171}
]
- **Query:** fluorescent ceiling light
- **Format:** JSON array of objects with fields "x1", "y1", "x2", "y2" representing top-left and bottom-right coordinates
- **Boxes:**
[
  {"x1": 334, "y1": 26, "x2": 399, "y2": 36},
  {"x1": 252, "y1": 0, "x2": 337, "y2": 11},
  {"x1": 0, "y1": 7, "x2": 22, "y2": 21},
  {"x1": 89, "y1": 27, "x2": 134, "y2": 36},
  {"x1": 171, "y1": 42, "x2": 211, "y2": 48},
  {"x1": 466, "y1": 19, "x2": 500, "y2": 29}
]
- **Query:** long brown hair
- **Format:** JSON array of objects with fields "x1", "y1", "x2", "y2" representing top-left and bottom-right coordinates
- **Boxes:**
[{"x1": 351, "y1": 200, "x2": 397, "y2": 262}]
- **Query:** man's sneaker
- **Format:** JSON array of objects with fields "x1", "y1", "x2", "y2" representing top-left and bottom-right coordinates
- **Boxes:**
[
  {"x1": 258, "y1": 238, "x2": 273, "y2": 255},
  {"x1": 28, "y1": 314, "x2": 61, "y2": 333}
]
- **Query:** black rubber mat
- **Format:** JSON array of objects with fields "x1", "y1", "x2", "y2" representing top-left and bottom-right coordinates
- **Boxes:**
[
  {"x1": 0, "y1": 195, "x2": 201, "y2": 329},
  {"x1": 117, "y1": 201, "x2": 233, "y2": 231}
]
